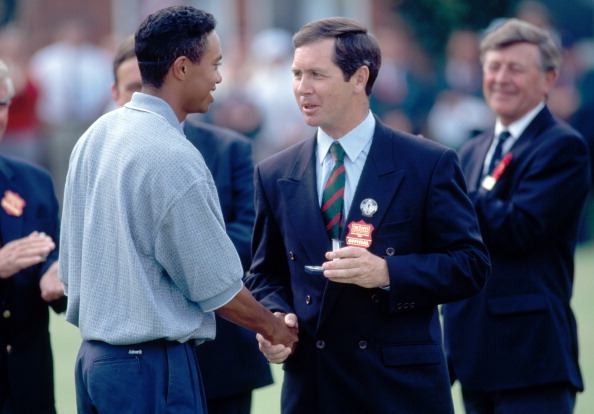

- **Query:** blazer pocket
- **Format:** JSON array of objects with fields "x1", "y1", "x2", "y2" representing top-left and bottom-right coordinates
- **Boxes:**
[
  {"x1": 382, "y1": 343, "x2": 442, "y2": 367},
  {"x1": 488, "y1": 293, "x2": 547, "y2": 315},
  {"x1": 378, "y1": 216, "x2": 413, "y2": 232}
]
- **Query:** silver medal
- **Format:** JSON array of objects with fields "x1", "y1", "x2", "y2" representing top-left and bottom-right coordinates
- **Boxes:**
[{"x1": 360, "y1": 198, "x2": 378, "y2": 217}]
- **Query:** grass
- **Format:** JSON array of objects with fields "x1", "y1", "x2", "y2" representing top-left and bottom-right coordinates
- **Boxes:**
[{"x1": 51, "y1": 239, "x2": 594, "y2": 414}]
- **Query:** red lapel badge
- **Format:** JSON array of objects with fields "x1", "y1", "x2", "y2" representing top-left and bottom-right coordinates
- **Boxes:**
[
  {"x1": 481, "y1": 153, "x2": 513, "y2": 191},
  {"x1": 346, "y1": 220, "x2": 374, "y2": 248},
  {"x1": 1, "y1": 190, "x2": 26, "y2": 217}
]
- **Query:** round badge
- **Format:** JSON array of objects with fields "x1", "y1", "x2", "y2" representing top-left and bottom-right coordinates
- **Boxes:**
[{"x1": 360, "y1": 198, "x2": 378, "y2": 217}]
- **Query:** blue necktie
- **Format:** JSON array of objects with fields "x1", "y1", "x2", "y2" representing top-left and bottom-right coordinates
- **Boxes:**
[{"x1": 487, "y1": 130, "x2": 511, "y2": 175}]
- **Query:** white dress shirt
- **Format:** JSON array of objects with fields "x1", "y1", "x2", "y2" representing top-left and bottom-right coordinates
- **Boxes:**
[{"x1": 316, "y1": 112, "x2": 375, "y2": 219}]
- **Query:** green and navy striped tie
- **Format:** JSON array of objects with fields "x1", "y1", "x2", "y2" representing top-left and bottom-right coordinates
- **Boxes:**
[{"x1": 321, "y1": 142, "x2": 346, "y2": 239}]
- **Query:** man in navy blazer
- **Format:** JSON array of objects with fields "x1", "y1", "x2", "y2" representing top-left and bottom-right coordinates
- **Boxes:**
[
  {"x1": 245, "y1": 17, "x2": 490, "y2": 413},
  {"x1": 0, "y1": 60, "x2": 65, "y2": 413},
  {"x1": 442, "y1": 19, "x2": 590, "y2": 414},
  {"x1": 111, "y1": 37, "x2": 272, "y2": 414}
]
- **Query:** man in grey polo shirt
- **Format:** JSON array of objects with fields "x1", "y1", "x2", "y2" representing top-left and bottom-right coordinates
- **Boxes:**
[{"x1": 58, "y1": 6, "x2": 297, "y2": 414}]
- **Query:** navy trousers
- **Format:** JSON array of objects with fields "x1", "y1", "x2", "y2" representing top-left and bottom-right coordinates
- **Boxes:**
[
  {"x1": 207, "y1": 391, "x2": 252, "y2": 414},
  {"x1": 75, "y1": 339, "x2": 206, "y2": 414},
  {"x1": 462, "y1": 383, "x2": 577, "y2": 414}
]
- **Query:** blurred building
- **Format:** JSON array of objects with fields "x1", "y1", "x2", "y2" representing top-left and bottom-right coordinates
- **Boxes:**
[{"x1": 2, "y1": 0, "x2": 373, "y2": 56}]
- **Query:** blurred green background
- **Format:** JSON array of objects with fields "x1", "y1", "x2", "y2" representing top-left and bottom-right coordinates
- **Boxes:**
[{"x1": 51, "y1": 239, "x2": 594, "y2": 414}]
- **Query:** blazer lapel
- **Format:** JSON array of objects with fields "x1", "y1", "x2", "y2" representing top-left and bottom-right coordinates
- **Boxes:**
[
  {"x1": 277, "y1": 138, "x2": 331, "y2": 266},
  {"x1": 345, "y1": 132, "x2": 404, "y2": 236},
  {"x1": 0, "y1": 159, "x2": 25, "y2": 244},
  {"x1": 468, "y1": 133, "x2": 494, "y2": 191},
  {"x1": 508, "y1": 107, "x2": 552, "y2": 160},
  {"x1": 485, "y1": 107, "x2": 553, "y2": 194}
]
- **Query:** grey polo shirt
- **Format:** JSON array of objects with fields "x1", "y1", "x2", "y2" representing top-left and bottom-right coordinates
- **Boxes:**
[{"x1": 59, "y1": 93, "x2": 243, "y2": 345}]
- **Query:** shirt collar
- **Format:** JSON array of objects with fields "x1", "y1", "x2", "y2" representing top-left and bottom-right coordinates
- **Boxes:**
[
  {"x1": 317, "y1": 111, "x2": 375, "y2": 164},
  {"x1": 495, "y1": 101, "x2": 545, "y2": 139},
  {"x1": 125, "y1": 92, "x2": 184, "y2": 135}
]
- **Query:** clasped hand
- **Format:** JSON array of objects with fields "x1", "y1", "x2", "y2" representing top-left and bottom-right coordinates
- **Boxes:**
[
  {"x1": 257, "y1": 312, "x2": 298, "y2": 364},
  {"x1": 0, "y1": 231, "x2": 64, "y2": 302},
  {"x1": 0, "y1": 231, "x2": 54, "y2": 278}
]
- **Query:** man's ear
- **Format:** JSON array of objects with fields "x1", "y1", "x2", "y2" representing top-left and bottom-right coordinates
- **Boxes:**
[
  {"x1": 110, "y1": 83, "x2": 118, "y2": 103},
  {"x1": 171, "y1": 56, "x2": 188, "y2": 80},
  {"x1": 543, "y1": 69, "x2": 558, "y2": 97},
  {"x1": 353, "y1": 65, "x2": 369, "y2": 94}
]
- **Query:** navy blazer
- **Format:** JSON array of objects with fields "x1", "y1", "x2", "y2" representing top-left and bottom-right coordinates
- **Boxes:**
[
  {"x1": 183, "y1": 120, "x2": 272, "y2": 400},
  {"x1": 0, "y1": 156, "x2": 63, "y2": 413},
  {"x1": 245, "y1": 118, "x2": 490, "y2": 413},
  {"x1": 443, "y1": 107, "x2": 590, "y2": 393}
]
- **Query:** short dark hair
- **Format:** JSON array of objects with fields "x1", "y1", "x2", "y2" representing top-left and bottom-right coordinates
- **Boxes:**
[
  {"x1": 135, "y1": 6, "x2": 216, "y2": 88},
  {"x1": 293, "y1": 17, "x2": 381, "y2": 96},
  {"x1": 112, "y1": 35, "x2": 136, "y2": 85},
  {"x1": 480, "y1": 18, "x2": 561, "y2": 72}
]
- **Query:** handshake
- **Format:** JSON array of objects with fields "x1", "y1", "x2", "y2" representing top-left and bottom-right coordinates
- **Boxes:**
[
  {"x1": 214, "y1": 287, "x2": 298, "y2": 360},
  {"x1": 256, "y1": 312, "x2": 299, "y2": 364}
]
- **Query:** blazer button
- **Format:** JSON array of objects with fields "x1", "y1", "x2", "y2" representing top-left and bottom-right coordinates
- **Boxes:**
[
  {"x1": 305, "y1": 295, "x2": 312, "y2": 305},
  {"x1": 358, "y1": 341, "x2": 368, "y2": 350},
  {"x1": 386, "y1": 247, "x2": 395, "y2": 256},
  {"x1": 316, "y1": 340, "x2": 325, "y2": 349},
  {"x1": 289, "y1": 252, "x2": 296, "y2": 261},
  {"x1": 2, "y1": 310, "x2": 10, "y2": 319},
  {"x1": 410, "y1": 302, "x2": 416, "y2": 309},
  {"x1": 6, "y1": 344, "x2": 12, "y2": 354},
  {"x1": 370, "y1": 294, "x2": 380, "y2": 304},
  {"x1": 396, "y1": 302, "x2": 403, "y2": 310}
]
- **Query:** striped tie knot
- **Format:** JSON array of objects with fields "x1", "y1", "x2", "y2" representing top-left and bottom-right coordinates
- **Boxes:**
[{"x1": 330, "y1": 141, "x2": 345, "y2": 163}]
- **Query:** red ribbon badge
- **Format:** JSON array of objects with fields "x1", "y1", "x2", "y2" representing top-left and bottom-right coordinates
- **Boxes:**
[
  {"x1": 1, "y1": 190, "x2": 26, "y2": 217},
  {"x1": 481, "y1": 153, "x2": 513, "y2": 191}
]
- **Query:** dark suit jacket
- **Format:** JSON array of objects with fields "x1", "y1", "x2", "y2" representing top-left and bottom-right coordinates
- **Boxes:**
[
  {"x1": 183, "y1": 119, "x2": 272, "y2": 400},
  {"x1": 443, "y1": 106, "x2": 590, "y2": 393},
  {"x1": 0, "y1": 156, "x2": 64, "y2": 414},
  {"x1": 245, "y1": 118, "x2": 490, "y2": 414}
]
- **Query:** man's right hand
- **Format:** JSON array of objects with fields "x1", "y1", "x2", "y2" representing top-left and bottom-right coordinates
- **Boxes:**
[
  {"x1": 257, "y1": 312, "x2": 298, "y2": 364},
  {"x1": 214, "y1": 287, "x2": 298, "y2": 351}
]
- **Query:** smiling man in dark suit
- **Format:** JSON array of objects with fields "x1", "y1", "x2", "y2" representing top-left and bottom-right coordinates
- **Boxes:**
[
  {"x1": 442, "y1": 18, "x2": 590, "y2": 414},
  {"x1": 0, "y1": 59, "x2": 65, "y2": 414},
  {"x1": 245, "y1": 17, "x2": 490, "y2": 414}
]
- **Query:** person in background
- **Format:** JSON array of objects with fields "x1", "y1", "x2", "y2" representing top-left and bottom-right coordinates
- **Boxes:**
[
  {"x1": 111, "y1": 34, "x2": 273, "y2": 414},
  {"x1": 0, "y1": 59, "x2": 65, "y2": 414},
  {"x1": 59, "y1": 7, "x2": 296, "y2": 414},
  {"x1": 442, "y1": 18, "x2": 590, "y2": 414},
  {"x1": 426, "y1": 29, "x2": 494, "y2": 150},
  {"x1": 245, "y1": 17, "x2": 490, "y2": 414},
  {"x1": 241, "y1": 28, "x2": 313, "y2": 163},
  {"x1": 0, "y1": 25, "x2": 42, "y2": 165},
  {"x1": 29, "y1": 18, "x2": 112, "y2": 206}
]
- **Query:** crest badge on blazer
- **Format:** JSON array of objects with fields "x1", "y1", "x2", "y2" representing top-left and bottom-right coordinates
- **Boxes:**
[{"x1": 1, "y1": 190, "x2": 26, "y2": 217}]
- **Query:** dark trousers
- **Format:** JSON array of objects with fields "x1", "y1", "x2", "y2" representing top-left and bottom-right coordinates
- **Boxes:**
[
  {"x1": 75, "y1": 339, "x2": 206, "y2": 414},
  {"x1": 207, "y1": 391, "x2": 252, "y2": 414},
  {"x1": 462, "y1": 383, "x2": 577, "y2": 414}
]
